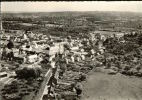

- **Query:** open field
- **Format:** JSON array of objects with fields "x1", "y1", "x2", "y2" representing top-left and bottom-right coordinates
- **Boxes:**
[{"x1": 82, "y1": 71, "x2": 142, "y2": 100}]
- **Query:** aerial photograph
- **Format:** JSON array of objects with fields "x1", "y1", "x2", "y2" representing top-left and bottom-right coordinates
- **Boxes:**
[{"x1": 0, "y1": 1, "x2": 142, "y2": 100}]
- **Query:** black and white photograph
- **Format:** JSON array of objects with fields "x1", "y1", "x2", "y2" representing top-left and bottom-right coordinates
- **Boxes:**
[{"x1": 1, "y1": 1, "x2": 142, "y2": 100}]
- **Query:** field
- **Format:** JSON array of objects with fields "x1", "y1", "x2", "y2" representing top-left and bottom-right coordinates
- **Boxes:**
[{"x1": 82, "y1": 71, "x2": 142, "y2": 100}]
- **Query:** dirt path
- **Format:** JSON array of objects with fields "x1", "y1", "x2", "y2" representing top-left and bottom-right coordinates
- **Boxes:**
[{"x1": 82, "y1": 72, "x2": 142, "y2": 100}]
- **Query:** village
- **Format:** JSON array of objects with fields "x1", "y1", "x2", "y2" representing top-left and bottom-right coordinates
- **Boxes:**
[
  {"x1": 1, "y1": 24, "x2": 142, "y2": 100},
  {"x1": 1, "y1": 2, "x2": 142, "y2": 99},
  {"x1": 0, "y1": 28, "x2": 106, "y2": 99}
]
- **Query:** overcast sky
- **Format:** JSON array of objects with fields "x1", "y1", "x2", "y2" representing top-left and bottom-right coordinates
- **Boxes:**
[{"x1": 1, "y1": 1, "x2": 142, "y2": 13}]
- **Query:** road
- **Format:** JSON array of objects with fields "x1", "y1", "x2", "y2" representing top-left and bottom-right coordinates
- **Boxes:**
[{"x1": 82, "y1": 72, "x2": 142, "y2": 100}]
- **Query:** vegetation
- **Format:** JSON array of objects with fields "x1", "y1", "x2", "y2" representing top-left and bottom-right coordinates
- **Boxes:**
[
  {"x1": 102, "y1": 32, "x2": 142, "y2": 77},
  {"x1": 2, "y1": 11, "x2": 142, "y2": 37},
  {"x1": 15, "y1": 66, "x2": 42, "y2": 79}
]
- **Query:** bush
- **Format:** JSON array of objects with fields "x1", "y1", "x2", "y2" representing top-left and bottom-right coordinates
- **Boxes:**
[{"x1": 15, "y1": 65, "x2": 42, "y2": 79}]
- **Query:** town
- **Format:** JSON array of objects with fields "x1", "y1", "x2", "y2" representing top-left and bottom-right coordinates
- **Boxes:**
[{"x1": 1, "y1": 3, "x2": 142, "y2": 100}]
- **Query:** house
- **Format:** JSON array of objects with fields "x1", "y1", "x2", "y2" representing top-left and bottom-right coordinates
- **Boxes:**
[
  {"x1": 89, "y1": 32, "x2": 107, "y2": 42},
  {"x1": 115, "y1": 33, "x2": 124, "y2": 39},
  {"x1": 100, "y1": 34, "x2": 107, "y2": 41}
]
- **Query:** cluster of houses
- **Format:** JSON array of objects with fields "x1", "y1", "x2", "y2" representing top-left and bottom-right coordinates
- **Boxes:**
[
  {"x1": 0, "y1": 29, "x2": 130, "y2": 68},
  {"x1": 0, "y1": 30, "x2": 109, "y2": 65}
]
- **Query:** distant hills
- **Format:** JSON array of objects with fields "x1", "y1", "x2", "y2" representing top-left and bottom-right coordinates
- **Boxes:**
[{"x1": 2, "y1": 11, "x2": 142, "y2": 17}]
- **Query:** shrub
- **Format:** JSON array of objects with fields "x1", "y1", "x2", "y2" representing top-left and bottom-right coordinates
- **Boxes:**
[{"x1": 15, "y1": 65, "x2": 42, "y2": 79}]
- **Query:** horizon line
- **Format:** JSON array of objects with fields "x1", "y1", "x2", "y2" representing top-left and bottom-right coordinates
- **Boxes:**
[{"x1": 1, "y1": 10, "x2": 142, "y2": 13}]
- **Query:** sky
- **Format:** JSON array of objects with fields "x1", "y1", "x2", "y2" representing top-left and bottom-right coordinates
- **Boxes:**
[{"x1": 1, "y1": 1, "x2": 142, "y2": 13}]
